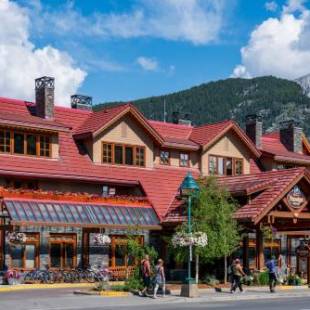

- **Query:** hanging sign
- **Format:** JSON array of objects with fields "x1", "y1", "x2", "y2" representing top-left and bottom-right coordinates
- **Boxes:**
[
  {"x1": 287, "y1": 186, "x2": 305, "y2": 209},
  {"x1": 296, "y1": 241, "x2": 310, "y2": 257}
]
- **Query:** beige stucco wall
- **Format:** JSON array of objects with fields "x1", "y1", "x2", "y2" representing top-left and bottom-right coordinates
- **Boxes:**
[
  {"x1": 154, "y1": 147, "x2": 200, "y2": 169},
  {"x1": 92, "y1": 115, "x2": 154, "y2": 168},
  {"x1": 201, "y1": 130, "x2": 252, "y2": 176}
]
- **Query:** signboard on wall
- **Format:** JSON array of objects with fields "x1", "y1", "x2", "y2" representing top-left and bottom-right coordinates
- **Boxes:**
[{"x1": 287, "y1": 186, "x2": 306, "y2": 209}]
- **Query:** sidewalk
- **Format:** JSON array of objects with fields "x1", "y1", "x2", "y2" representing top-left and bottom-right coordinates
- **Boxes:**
[{"x1": 0, "y1": 285, "x2": 309, "y2": 310}]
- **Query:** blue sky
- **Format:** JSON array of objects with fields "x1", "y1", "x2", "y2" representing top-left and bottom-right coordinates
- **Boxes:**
[{"x1": 1, "y1": 0, "x2": 309, "y2": 107}]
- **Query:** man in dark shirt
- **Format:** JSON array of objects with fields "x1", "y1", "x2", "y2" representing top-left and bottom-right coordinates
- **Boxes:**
[{"x1": 266, "y1": 255, "x2": 277, "y2": 293}]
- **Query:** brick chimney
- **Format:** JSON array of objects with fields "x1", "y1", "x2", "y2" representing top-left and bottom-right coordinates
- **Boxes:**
[
  {"x1": 35, "y1": 76, "x2": 55, "y2": 119},
  {"x1": 245, "y1": 114, "x2": 262, "y2": 148},
  {"x1": 71, "y1": 94, "x2": 92, "y2": 111},
  {"x1": 280, "y1": 120, "x2": 302, "y2": 153}
]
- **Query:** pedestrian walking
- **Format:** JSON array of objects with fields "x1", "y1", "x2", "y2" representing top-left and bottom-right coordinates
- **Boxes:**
[
  {"x1": 230, "y1": 258, "x2": 245, "y2": 293},
  {"x1": 153, "y1": 259, "x2": 166, "y2": 298},
  {"x1": 139, "y1": 254, "x2": 152, "y2": 297},
  {"x1": 266, "y1": 255, "x2": 277, "y2": 293}
]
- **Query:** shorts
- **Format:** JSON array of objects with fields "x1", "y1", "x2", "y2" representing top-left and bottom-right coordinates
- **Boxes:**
[{"x1": 143, "y1": 276, "x2": 151, "y2": 287}]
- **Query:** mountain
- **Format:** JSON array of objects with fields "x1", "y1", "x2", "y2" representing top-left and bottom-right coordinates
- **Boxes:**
[
  {"x1": 296, "y1": 74, "x2": 310, "y2": 97},
  {"x1": 95, "y1": 76, "x2": 310, "y2": 136}
]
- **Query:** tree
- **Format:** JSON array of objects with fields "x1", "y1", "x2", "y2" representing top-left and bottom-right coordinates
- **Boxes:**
[{"x1": 172, "y1": 176, "x2": 240, "y2": 283}]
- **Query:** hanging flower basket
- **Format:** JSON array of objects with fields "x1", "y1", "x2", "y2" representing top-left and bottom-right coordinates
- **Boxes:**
[
  {"x1": 172, "y1": 231, "x2": 208, "y2": 248},
  {"x1": 92, "y1": 234, "x2": 111, "y2": 246},
  {"x1": 7, "y1": 232, "x2": 27, "y2": 245}
]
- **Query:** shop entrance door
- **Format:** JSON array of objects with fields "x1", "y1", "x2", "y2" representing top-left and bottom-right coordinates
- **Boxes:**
[
  {"x1": 49, "y1": 234, "x2": 76, "y2": 269},
  {"x1": 296, "y1": 241, "x2": 310, "y2": 282}
]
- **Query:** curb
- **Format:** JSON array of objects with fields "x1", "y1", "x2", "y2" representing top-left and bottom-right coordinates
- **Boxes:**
[{"x1": 0, "y1": 283, "x2": 95, "y2": 293}]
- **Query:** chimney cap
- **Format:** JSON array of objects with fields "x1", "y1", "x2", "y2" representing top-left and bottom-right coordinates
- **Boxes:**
[
  {"x1": 280, "y1": 119, "x2": 301, "y2": 129},
  {"x1": 71, "y1": 94, "x2": 92, "y2": 110},
  {"x1": 246, "y1": 114, "x2": 262, "y2": 122},
  {"x1": 35, "y1": 76, "x2": 55, "y2": 90}
]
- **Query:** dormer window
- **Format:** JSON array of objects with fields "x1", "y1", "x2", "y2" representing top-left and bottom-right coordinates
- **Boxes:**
[
  {"x1": 0, "y1": 129, "x2": 51, "y2": 157},
  {"x1": 209, "y1": 155, "x2": 243, "y2": 176},
  {"x1": 102, "y1": 142, "x2": 145, "y2": 167}
]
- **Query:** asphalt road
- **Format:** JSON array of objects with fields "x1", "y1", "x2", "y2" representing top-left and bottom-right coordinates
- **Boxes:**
[{"x1": 0, "y1": 289, "x2": 310, "y2": 310}]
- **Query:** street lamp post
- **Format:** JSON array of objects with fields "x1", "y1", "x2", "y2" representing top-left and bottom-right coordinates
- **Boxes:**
[{"x1": 180, "y1": 172, "x2": 199, "y2": 297}]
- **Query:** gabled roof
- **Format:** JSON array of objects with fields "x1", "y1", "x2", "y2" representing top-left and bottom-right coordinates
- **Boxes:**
[
  {"x1": 190, "y1": 120, "x2": 261, "y2": 157},
  {"x1": 74, "y1": 104, "x2": 164, "y2": 144},
  {"x1": 219, "y1": 168, "x2": 309, "y2": 224},
  {"x1": 261, "y1": 132, "x2": 310, "y2": 164}
]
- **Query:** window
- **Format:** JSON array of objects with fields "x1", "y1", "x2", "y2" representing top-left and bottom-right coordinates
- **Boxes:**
[
  {"x1": 226, "y1": 158, "x2": 233, "y2": 176},
  {"x1": 209, "y1": 156, "x2": 217, "y2": 174},
  {"x1": 115, "y1": 145, "x2": 123, "y2": 164},
  {"x1": 235, "y1": 159, "x2": 243, "y2": 175},
  {"x1": 102, "y1": 143, "x2": 112, "y2": 163},
  {"x1": 160, "y1": 150, "x2": 170, "y2": 165},
  {"x1": 14, "y1": 132, "x2": 24, "y2": 154},
  {"x1": 101, "y1": 143, "x2": 145, "y2": 167},
  {"x1": 49, "y1": 234, "x2": 76, "y2": 269},
  {"x1": 208, "y1": 155, "x2": 244, "y2": 176},
  {"x1": 110, "y1": 236, "x2": 143, "y2": 267},
  {"x1": 39, "y1": 136, "x2": 50, "y2": 157},
  {"x1": 26, "y1": 134, "x2": 37, "y2": 155},
  {"x1": 10, "y1": 233, "x2": 39, "y2": 269},
  {"x1": 125, "y1": 146, "x2": 133, "y2": 165},
  {"x1": 180, "y1": 153, "x2": 190, "y2": 167},
  {"x1": 0, "y1": 129, "x2": 51, "y2": 157},
  {"x1": 0, "y1": 130, "x2": 11, "y2": 153},
  {"x1": 135, "y1": 147, "x2": 145, "y2": 167}
]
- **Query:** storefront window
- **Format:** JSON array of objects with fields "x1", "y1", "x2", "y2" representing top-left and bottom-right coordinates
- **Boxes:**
[
  {"x1": 50, "y1": 243, "x2": 61, "y2": 268},
  {"x1": 10, "y1": 233, "x2": 39, "y2": 269},
  {"x1": 110, "y1": 236, "x2": 143, "y2": 267},
  {"x1": 11, "y1": 245, "x2": 23, "y2": 268},
  {"x1": 49, "y1": 234, "x2": 76, "y2": 269}
]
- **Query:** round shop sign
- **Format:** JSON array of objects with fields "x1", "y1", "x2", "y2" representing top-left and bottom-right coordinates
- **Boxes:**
[{"x1": 287, "y1": 186, "x2": 305, "y2": 209}]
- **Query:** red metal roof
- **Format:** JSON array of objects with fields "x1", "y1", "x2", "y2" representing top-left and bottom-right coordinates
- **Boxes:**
[
  {"x1": 74, "y1": 104, "x2": 130, "y2": 136},
  {"x1": 190, "y1": 120, "x2": 233, "y2": 146},
  {"x1": 219, "y1": 167, "x2": 309, "y2": 223},
  {"x1": 261, "y1": 132, "x2": 310, "y2": 164}
]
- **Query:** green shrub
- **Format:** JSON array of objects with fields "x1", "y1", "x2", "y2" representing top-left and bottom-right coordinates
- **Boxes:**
[
  {"x1": 204, "y1": 274, "x2": 220, "y2": 286},
  {"x1": 287, "y1": 274, "x2": 302, "y2": 286},
  {"x1": 253, "y1": 271, "x2": 269, "y2": 285},
  {"x1": 110, "y1": 284, "x2": 129, "y2": 292}
]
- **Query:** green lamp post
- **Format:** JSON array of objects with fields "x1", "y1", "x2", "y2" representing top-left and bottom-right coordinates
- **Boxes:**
[{"x1": 180, "y1": 172, "x2": 199, "y2": 285}]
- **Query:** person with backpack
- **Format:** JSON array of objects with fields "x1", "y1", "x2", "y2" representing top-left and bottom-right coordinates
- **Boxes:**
[
  {"x1": 153, "y1": 259, "x2": 166, "y2": 298},
  {"x1": 139, "y1": 254, "x2": 151, "y2": 297},
  {"x1": 266, "y1": 255, "x2": 277, "y2": 293},
  {"x1": 230, "y1": 258, "x2": 246, "y2": 293}
]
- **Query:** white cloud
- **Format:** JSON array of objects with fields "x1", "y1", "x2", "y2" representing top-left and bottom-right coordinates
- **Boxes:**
[
  {"x1": 136, "y1": 57, "x2": 158, "y2": 71},
  {"x1": 25, "y1": 0, "x2": 228, "y2": 45},
  {"x1": 232, "y1": 0, "x2": 310, "y2": 79},
  {"x1": 265, "y1": 1, "x2": 278, "y2": 12},
  {"x1": 0, "y1": 0, "x2": 86, "y2": 107}
]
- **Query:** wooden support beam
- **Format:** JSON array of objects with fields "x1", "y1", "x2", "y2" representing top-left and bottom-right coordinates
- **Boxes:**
[
  {"x1": 256, "y1": 228, "x2": 264, "y2": 271},
  {"x1": 242, "y1": 235, "x2": 249, "y2": 270},
  {"x1": 269, "y1": 211, "x2": 310, "y2": 220}
]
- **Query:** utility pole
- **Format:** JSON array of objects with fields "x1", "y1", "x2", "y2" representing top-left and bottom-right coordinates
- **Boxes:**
[{"x1": 163, "y1": 98, "x2": 167, "y2": 123}]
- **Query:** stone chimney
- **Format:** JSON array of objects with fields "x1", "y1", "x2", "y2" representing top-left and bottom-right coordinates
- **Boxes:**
[
  {"x1": 280, "y1": 120, "x2": 303, "y2": 153},
  {"x1": 71, "y1": 94, "x2": 92, "y2": 111},
  {"x1": 245, "y1": 114, "x2": 262, "y2": 148},
  {"x1": 35, "y1": 76, "x2": 55, "y2": 119}
]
